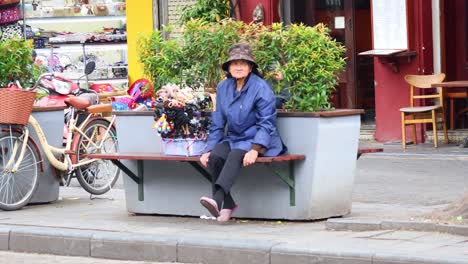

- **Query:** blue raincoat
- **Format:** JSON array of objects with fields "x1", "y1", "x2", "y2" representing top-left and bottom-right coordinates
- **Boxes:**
[{"x1": 205, "y1": 73, "x2": 286, "y2": 156}]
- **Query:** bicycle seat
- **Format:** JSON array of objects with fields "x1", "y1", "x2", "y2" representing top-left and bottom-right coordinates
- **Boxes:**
[{"x1": 64, "y1": 96, "x2": 91, "y2": 110}]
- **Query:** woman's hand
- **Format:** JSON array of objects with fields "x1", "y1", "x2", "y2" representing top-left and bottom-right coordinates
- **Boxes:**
[
  {"x1": 200, "y1": 152, "x2": 211, "y2": 167},
  {"x1": 243, "y1": 149, "x2": 258, "y2": 167}
]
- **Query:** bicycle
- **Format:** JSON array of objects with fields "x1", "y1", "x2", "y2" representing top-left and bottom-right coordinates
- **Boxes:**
[{"x1": 0, "y1": 74, "x2": 120, "y2": 211}]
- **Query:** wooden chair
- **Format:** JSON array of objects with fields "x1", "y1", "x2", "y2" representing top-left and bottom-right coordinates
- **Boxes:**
[{"x1": 400, "y1": 74, "x2": 448, "y2": 149}]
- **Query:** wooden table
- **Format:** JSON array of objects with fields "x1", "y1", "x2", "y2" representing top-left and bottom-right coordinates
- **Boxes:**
[{"x1": 431, "y1": 81, "x2": 468, "y2": 129}]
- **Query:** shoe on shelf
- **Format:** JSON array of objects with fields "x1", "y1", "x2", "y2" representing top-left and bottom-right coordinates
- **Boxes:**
[
  {"x1": 217, "y1": 204, "x2": 238, "y2": 222},
  {"x1": 199, "y1": 196, "x2": 220, "y2": 217}
]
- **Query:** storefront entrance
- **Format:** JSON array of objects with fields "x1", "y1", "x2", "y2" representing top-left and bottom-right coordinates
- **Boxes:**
[
  {"x1": 441, "y1": 0, "x2": 468, "y2": 129},
  {"x1": 442, "y1": 0, "x2": 468, "y2": 80},
  {"x1": 281, "y1": 0, "x2": 374, "y2": 118}
]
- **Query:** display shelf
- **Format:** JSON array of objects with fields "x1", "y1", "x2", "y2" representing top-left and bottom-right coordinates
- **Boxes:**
[
  {"x1": 36, "y1": 43, "x2": 127, "y2": 52},
  {"x1": 48, "y1": 40, "x2": 127, "y2": 45},
  {"x1": 25, "y1": 15, "x2": 126, "y2": 23},
  {"x1": 25, "y1": 0, "x2": 128, "y2": 85},
  {"x1": 22, "y1": 0, "x2": 126, "y2": 20}
]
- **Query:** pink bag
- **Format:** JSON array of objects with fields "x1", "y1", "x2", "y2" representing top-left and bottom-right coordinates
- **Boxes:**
[{"x1": 0, "y1": 5, "x2": 21, "y2": 24}]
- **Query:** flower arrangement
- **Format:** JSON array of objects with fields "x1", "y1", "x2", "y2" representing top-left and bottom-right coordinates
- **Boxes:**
[{"x1": 152, "y1": 83, "x2": 213, "y2": 140}]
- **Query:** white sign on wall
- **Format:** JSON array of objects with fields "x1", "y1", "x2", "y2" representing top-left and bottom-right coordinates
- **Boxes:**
[
  {"x1": 335, "y1": 16, "x2": 345, "y2": 29},
  {"x1": 372, "y1": 0, "x2": 408, "y2": 50}
]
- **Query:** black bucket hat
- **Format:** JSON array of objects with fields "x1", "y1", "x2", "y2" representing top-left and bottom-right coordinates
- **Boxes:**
[{"x1": 222, "y1": 43, "x2": 258, "y2": 71}]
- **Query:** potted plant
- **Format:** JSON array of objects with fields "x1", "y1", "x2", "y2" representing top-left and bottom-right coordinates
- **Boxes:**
[
  {"x1": 0, "y1": 38, "x2": 37, "y2": 125},
  {"x1": 137, "y1": 26, "x2": 184, "y2": 91},
  {"x1": 255, "y1": 23, "x2": 346, "y2": 111},
  {"x1": 138, "y1": 19, "x2": 244, "y2": 91},
  {"x1": 118, "y1": 20, "x2": 361, "y2": 220},
  {"x1": 0, "y1": 38, "x2": 63, "y2": 205},
  {"x1": 0, "y1": 38, "x2": 38, "y2": 87}
]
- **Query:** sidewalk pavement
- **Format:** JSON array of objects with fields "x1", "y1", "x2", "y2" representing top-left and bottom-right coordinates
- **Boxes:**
[
  {"x1": 0, "y1": 143, "x2": 467, "y2": 264},
  {"x1": 359, "y1": 140, "x2": 468, "y2": 158}
]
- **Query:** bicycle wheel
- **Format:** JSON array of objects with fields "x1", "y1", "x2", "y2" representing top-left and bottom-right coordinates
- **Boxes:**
[
  {"x1": 0, "y1": 133, "x2": 39, "y2": 210},
  {"x1": 75, "y1": 119, "x2": 119, "y2": 195}
]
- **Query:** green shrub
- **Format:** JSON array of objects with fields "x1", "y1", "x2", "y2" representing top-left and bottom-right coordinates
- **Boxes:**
[
  {"x1": 137, "y1": 26, "x2": 184, "y2": 90},
  {"x1": 180, "y1": 0, "x2": 231, "y2": 24},
  {"x1": 281, "y1": 23, "x2": 346, "y2": 111},
  {"x1": 138, "y1": 20, "x2": 346, "y2": 112},
  {"x1": 248, "y1": 23, "x2": 286, "y2": 94},
  {"x1": 0, "y1": 39, "x2": 35, "y2": 88},
  {"x1": 182, "y1": 19, "x2": 243, "y2": 89}
]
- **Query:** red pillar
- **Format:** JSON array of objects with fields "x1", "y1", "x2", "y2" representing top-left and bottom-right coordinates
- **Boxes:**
[{"x1": 374, "y1": 0, "x2": 434, "y2": 142}]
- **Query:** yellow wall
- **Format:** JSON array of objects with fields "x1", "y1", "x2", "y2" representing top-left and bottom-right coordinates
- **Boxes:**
[{"x1": 127, "y1": 0, "x2": 154, "y2": 84}]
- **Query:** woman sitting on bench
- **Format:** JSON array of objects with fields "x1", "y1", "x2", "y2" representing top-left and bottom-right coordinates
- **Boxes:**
[{"x1": 199, "y1": 43, "x2": 287, "y2": 222}]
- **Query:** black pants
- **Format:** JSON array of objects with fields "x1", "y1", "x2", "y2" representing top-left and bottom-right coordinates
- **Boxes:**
[{"x1": 207, "y1": 142, "x2": 247, "y2": 209}]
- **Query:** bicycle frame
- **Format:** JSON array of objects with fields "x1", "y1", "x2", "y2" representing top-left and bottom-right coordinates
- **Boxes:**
[{"x1": 4, "y1": 106, "x2": 116, "y2": 173}]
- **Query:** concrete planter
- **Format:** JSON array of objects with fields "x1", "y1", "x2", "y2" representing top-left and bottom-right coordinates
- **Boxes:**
[
  {"x1": 114, "y1": 109, "x2": 362, "y2": 220},
  {"x1": 28, "y1": 107, "x2": 64, "y2": 204}
]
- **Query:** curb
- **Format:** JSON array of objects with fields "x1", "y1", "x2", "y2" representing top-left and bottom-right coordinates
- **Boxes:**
[
  {"x1": 326, "y1": 219, "x2": 468, "y2": 236},
  {"x1": 362, "y1": 152, "x2": 468, "y2": 160},
  {"x1": 0, "y1": 224, "x2": 467, "y2": 264}
]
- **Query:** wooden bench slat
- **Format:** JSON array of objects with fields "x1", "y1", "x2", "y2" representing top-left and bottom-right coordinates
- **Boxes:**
[
  {"x1": 89, "y1": 148, "x2": 382, "y2": 163},
  {"x1": 87, "y1": 152, "x2": 306, "y2": 162}
]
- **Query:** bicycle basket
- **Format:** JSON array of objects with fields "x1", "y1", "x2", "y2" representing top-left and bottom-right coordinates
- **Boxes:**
[{"x1": 0, "y1": 89, "x2": 36, "y2": 125}]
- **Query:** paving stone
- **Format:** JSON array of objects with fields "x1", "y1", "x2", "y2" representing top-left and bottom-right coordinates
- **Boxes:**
[
  {"x1": 326, "y1": 219, "x2": 382, "y2": 231},
  {"x1": 381, "y1": 221, "x2": 436, "y2": 232},
  {"x1": 177, "y1": 237, "x2": 273, "y2": 264},
  {"x1": 271, "y1": 243, "x2": 373, "y2": 264},
  {"x1": 9, "y1": 226, "x2": 92, "y2": 257},
  {"x1": 0, "y1": 226, "x2": 10, "y2": 250},
  {"x1": 435, "y1": 224, "x2": 468, "y2": 237},
  {"x1": 367, "y1": 231, "x2": 429, "y2": 241},
  {"x1": 372, "y1": 253, "x2": 468, "y2": 264},
  {"x1": 272, "y1": 252, "x2": 374, "y2": 264},
  {"x1": 91, "y1": 232, "x2": 177, "y2": 262}
]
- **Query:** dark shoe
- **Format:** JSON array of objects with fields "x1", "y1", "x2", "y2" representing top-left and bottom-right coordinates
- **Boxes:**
[
  {"x1": 200, "y1": 196, "x2": 220, "y2": 217},
  {"x1": 217, "y1": 204, "x2": 238, "y2": 222}
]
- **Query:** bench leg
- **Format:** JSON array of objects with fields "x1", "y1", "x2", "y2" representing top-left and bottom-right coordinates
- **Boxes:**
[
  {"x1": 137, "y1": 160, "x2": 144, "y2": 201},
  {"x1": 110, "y1": 159, "x2": 144, "y2": 201},
  {"x1": 267, "y1": 161, "x2": 296, "y2": 206}
]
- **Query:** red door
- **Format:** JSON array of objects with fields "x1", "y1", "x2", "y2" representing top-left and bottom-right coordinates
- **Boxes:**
[
  {"x1": 284, "y1": 0, "x2": 373, "y2": 111},
  {"x1": 441, "y1": 0, "x2": 468, "y2": 128},
  {"x1": 443, "y1": 0, "x2": 468, "y2": 80}
]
